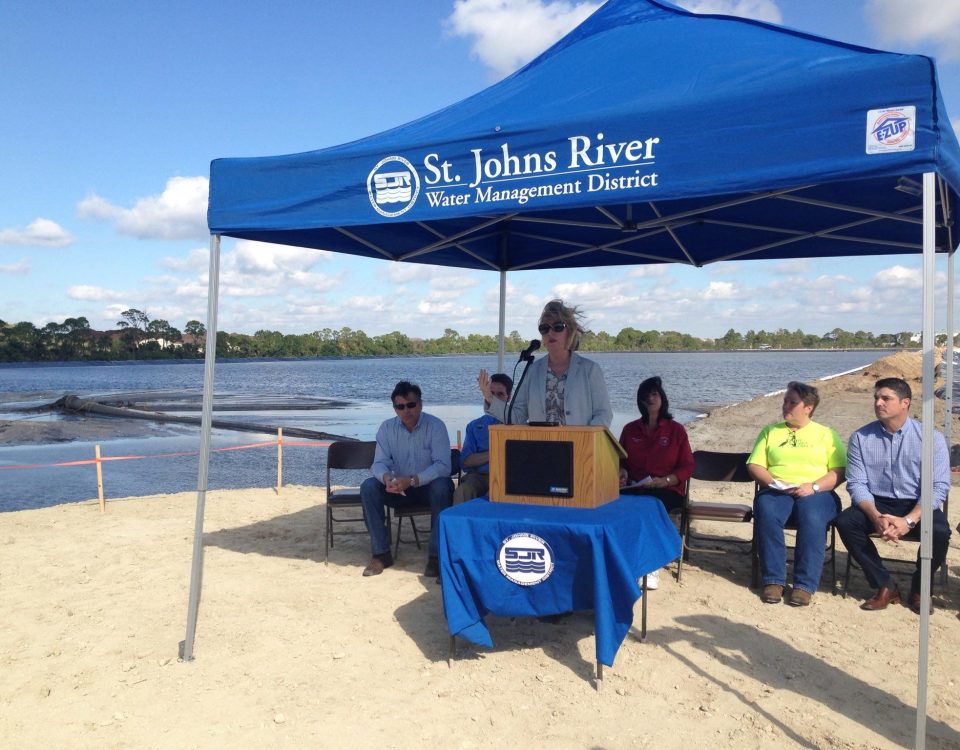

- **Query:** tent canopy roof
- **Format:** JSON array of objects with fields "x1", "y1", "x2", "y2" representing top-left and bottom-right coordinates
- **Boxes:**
[{"x1": 207, "y1": 0, "x2": 960, "y2": 272}]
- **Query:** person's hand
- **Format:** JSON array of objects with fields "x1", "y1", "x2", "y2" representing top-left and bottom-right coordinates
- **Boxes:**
[
  {"x1": 619, "y1": 468, "x2": 628, "y2": 487},
  {"x1": 878, "y1": 513, "x2": 906, "y2": 541},
  {"x1": 384, "y1": 474, "x2": 407, "y2": 495},
  {"x1": 477, "y1": 369, "x2": 493, "y2": 402},
  {"x1": 792, "y1": 482, "x2": 815, "y2": 498}
]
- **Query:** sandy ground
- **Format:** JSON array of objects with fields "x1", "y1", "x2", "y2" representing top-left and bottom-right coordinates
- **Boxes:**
[{"x1": 2, "y1": 351, "x2": 960, "y2": 749}]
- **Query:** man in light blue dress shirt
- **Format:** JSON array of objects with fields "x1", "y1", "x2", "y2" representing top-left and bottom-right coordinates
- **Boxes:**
[
  {"x1": 835, "y1": 378, "x2": 951, "y2": 613},
  {"x1": 360, "y1": 381, "x2": 453, "y2": 579}
]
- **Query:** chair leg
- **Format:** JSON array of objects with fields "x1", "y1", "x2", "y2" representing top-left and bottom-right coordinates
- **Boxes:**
[
  {"x1": 410, "y1": 517, "x2": 423, "y2": 550},
  {"x1": 750, "y1": 534, "x2": 760, "y2": 589},
  {"x1": 324, "y1": 506, "x2": 332, "y2": 564},
  {"x1": 829, "y1": 527, "x2": 837, "y2": 595},
  {"x1": 842, "y1": 553, "x2": 852, "y2": 599}
]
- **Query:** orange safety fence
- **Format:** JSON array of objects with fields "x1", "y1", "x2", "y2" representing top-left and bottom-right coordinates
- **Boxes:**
[
  {"x1": 3, "y1": 428, "x2": 462, "y2": 512},
  {"x1": 0, "y1": 439, "x2": 332, "y2": 471}
]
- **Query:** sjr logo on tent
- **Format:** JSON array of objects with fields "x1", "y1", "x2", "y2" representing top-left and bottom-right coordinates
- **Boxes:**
[
  {"x1": 367, "y1": 156, "x2": 420, "y2": 217},
  {"x1": 866, "y1": 106, "x2": 915, "y2": 154},
  {"x1": 497, "y1": 532, "x2": 555, "y2": 586}
]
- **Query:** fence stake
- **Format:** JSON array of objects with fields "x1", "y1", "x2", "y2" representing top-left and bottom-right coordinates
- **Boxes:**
[
  {"x1": 276, "y1": 428, "x2": 283, "y2": 495},
  {"x1": 95, "y1": 444, "x2": 105, "y2": 512}
]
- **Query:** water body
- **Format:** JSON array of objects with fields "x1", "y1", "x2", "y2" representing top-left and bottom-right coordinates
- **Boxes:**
[{"x1": 0, "y1": 350, "x2": 879, "y2": 511}]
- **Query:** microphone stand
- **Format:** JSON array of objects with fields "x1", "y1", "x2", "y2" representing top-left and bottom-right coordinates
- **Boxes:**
[{"x1": 507, "y1": 353, "x2": 536, "y2": 425}]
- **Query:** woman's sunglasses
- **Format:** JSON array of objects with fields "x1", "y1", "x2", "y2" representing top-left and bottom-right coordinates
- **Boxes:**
[
  {"x1": 393, "y1": 400, "x2": 419, "y2": 411},
  {"x1": 538, "y1": 322, "x2": 567, "y2": 335}
]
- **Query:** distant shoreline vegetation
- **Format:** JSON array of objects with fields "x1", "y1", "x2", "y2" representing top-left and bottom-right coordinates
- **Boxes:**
[{"x1": 0, "y1": 309, "x2": 946, "y2": 363}]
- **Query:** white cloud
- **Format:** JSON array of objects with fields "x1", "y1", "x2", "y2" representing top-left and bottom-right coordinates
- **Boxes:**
[
  {"x1": 0, "y1": 218, "x2": 75, "y2": 248},
  {"x1": 628, "y1": 265, "x2": 669, "y2": 278},
  {"x1": 430, "y1": 273, "x2": 479, "y2": 291},
  {"x1": 383, "y1": 263, "x2": 437, "y2": 283},
  {"x1": 675, "y1": 0, "x2": 782, "y2": 24},
  {"x1": 160, "y1": 247, "x2": 209, "y2": 271},
  {"x1": 67, "y1": 285, "x2": 127, "y2": 302},
  {"x1": 230, "y1": 240, "x2": 329, "y2": 274},
  {"x1": 874, "y1": 264, "x2": 922, "y2": 290},
  {"x1": 865, "y1": 0, "x2": 960, "y2": 58},
  {"x1": 446, "y1": 0, "x2": 601, "y2": 78},
  {"x1": 77, "y1": 176, "x2": 209, "y2": 240},
  {"x1": 771, "y1": 259, "x2": 809, "y2": 275},
  {"x1": 702, "y1": 280, "x2": 738, "y2": 299},
  {"x1": 417, "y1": 300, "x2": 459, "y2": 316},
  {"x1": 0, "y1": 259, "x2": 30, "y2": 274},
  {"x1": 162, "y1": 239, "x2": 337, "y2": 299}
]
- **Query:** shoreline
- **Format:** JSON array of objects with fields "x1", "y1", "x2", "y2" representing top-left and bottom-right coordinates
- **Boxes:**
[{"x1": 0, "y1": 346, "x2": 914, "y2": 369}]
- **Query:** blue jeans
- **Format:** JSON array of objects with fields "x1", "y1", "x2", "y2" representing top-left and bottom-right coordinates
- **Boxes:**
[
  {"x1": 360, "y1": 476, "x2": 454, "y2": 558},
  {"x1": 754, "y1": 488, "x2": 839, "y2": 593}
]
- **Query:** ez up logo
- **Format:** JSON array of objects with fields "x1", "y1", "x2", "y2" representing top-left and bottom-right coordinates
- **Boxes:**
[
  {"x1": 866, "y1": 106, "x2": 915, "y2": 154},
  {"x1": 497, "y1": 532, "x2": 555, "y2": 586},
  {"x1": 367, "y1": 156, "x2": 420, "y2": 217}
]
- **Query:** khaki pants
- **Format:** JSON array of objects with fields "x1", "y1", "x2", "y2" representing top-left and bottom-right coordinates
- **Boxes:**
[{"x1": 453, "y1": 472, "x2": 489, "y2": 504}]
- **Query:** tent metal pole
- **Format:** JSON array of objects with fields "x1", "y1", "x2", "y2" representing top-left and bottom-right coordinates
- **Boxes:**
[
  {"x1": 915, "y1": 173, "x2": 936, "y2": 750},
  {"x1": 181, "y1": 234, "x2": 222, "y2": 663},
  {"x1": 498, "y1": 270, "x2": 506, "y2": 372},
  {"x1": 946, "y1": 248, "x2": 954, "y2": 448}
]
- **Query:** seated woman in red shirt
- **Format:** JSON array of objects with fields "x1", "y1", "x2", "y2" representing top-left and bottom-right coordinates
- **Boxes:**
[{"x1": 618, "y1": 376, "x2": 694, "y2": 514}]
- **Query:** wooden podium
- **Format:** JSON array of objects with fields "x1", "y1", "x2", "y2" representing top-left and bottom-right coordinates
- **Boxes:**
[{"x1": 487, "y1": 424, "x2": 626, "y2": 508}]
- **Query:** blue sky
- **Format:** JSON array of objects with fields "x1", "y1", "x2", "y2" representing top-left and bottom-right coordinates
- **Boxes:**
[{"x1": 2, "y1": 0, "x2": 960, "y2": 340}]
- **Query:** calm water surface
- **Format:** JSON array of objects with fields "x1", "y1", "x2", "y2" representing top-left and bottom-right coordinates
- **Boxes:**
[{"x1": 0, "y1": 351, "x2": 878, "y2": 510}]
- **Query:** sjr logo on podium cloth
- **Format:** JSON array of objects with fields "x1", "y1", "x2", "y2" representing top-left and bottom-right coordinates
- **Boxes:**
[{"x1": 497, "y1": 532, "x2": 555, "y2": 586}]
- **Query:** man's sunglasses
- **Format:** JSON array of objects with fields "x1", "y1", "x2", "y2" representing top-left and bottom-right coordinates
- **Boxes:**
[
  {"x1": 393, "y1": 400, "x2": 420, "y2": 411},
  {"x1": 538, "y1": 322, "x2": 567, "y2": 335}
]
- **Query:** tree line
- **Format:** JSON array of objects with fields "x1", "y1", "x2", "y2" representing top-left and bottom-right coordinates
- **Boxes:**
[{"x1": 0, "y1": 309, "x2": 946, "y2": 363}]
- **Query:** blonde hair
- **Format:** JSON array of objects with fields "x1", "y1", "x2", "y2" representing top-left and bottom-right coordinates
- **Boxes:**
[{"x1": 540, "y1": 299, "x2": 585, "y2": 351}]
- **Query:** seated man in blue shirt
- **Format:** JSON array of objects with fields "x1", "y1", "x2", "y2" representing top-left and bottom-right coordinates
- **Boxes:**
[
  {"x1": 360, "y1": 381, "x2": 454, "y2": 578},
  {"x1": 454, "y1": 373, "x2": 513, "y2": 504},
  {"x1": 835, "y1": 377, "x2": 951, "y2": 613}
]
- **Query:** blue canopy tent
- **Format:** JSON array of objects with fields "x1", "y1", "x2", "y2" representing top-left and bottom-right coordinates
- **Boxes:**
[{"x1": 194, "y1": 1, "x2": 959, "y2": 744}]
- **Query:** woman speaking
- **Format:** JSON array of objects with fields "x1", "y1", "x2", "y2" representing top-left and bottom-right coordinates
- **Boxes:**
[{"x1": 479, "y1": 299, "x2": 612, "y2": 427}]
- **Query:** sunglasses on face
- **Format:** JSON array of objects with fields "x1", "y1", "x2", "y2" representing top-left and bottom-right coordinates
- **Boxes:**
[
  {"x1": 393, "y1": 400, "x2": 419, "y2": 411},
  {"x1": 538, "y1": 322, "x2": 567, "y2": 335}
]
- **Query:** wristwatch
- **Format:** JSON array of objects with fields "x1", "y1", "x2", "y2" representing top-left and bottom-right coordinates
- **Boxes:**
[
  {"x1": 410, "y1": 474, "x2": 419, "y2": 488},
  {"x1": 905, "y1": 517, "x2": 916, "y2": 530},
  {"x1": 811, "y1": 483, "x2": 820, "y2": 493}
]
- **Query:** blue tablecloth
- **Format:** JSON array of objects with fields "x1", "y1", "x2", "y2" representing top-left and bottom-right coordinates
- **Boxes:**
[{"x1": 438, "y1": 495, "x2": 681, "y2": 667}]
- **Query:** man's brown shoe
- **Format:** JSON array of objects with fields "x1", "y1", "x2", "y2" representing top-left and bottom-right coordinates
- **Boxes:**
[
  {"x1": 362, "y1": 551, "x2": 394, "y2": 577},
  {"x1": 860, "y1": 585, "x2": 900, "y2": 610},
  {"x1": 761, "y1": 584, "x2": 784, "y2": 603},
  {"x1": 788, "y1": 588, "x2": 812, "y2": 607},
  {"x1": 908, "y1": 592, "x2": 933, "y2": 615},
  {"x1": 362, "y1": 558, "x2": 385, "y2": 576}
]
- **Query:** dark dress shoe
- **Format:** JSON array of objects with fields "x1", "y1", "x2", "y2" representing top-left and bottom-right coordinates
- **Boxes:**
[
  {"x1": 860, "y1": 585, "x2": 901, "y2": 610},
  {"x1": 908, "y1": 591, "x2": 934, "y2": 615},
  {"x1": 362, "y1": 551, "x2": 394, "y2": 577}
]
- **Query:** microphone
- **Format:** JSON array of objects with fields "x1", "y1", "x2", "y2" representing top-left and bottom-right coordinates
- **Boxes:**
[{"x1": 519, "y1": 339, "x2": 540, "y2": 362}]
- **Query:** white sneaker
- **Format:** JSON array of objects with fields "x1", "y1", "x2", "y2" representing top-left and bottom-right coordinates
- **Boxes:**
[{"x1": 644, "y1": 569, "x2": 660, "y2": 590}]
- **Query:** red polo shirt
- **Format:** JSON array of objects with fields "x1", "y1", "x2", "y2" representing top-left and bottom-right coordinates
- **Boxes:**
[{"x1": 618, "y1": 417, "x2": 694, "y2": 496}]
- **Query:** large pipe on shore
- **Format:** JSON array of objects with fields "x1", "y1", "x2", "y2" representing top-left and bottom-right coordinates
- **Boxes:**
[{"x1": 58, "y1": 395, "x2": 355, "y2": 442}]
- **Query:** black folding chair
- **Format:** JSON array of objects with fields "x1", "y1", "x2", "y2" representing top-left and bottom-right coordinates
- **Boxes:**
[{"x1": 323, "y1": 440, "x2": 376, "y2": 563}]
